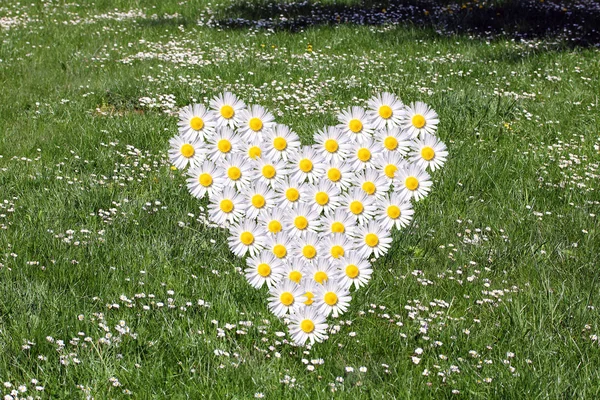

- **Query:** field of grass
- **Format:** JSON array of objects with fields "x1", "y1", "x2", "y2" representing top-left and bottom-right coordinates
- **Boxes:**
[{"x1": 1, "y1": 0, "x2": 599, "y2": 398}]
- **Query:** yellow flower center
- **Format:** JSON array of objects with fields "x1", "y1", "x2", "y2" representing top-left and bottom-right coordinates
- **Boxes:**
[
  {"x1": 268, "y1": 220, "x2": 282, "y2": 233},
  {"x1": 302, "y1": 245, "x2": 317, "y2": 259},
  {"x1": 190, "y1": 117, "x2": 204, "y2": 131},
  {"x1": 240, "y1": 231, "x2": 254, "y2": 245},
  {"x1": 345, "y1": 264, "x2": 359, "y2": 278},
  {"x1": 365, "y1": 233, "x2": 379, "y2": 247},
  {"x1": 299, "y1": 158, "x2": 313, "y2": 173},
  {"x1": 357, "y1": 148, "x2": 371, "y2": 162},
  {"x1": 219, "y1": 199, "x2": 234, "y2": 213},
  {"x1": 273, "y1": 244, "x2": 287, "y2": 258},
  {"x1": 421, "y1": 146, "x2": 435, "y2": 161},
  {"x1": 327, "y1": 168, "x2": 341, "y2": 182},
  {"x1": 217, "y1": 139, "x2": 231, "y2": 153},
  {"x1": 331, "y1": 222, "x2": 345, "y2": 233},
  {"x1": 248, "y1": 146, "x2": 261, "y2": 159},
  {"x1": 285, "y1": 188, "x2": 299, "y2": 202},
  {"x1": 384, "y1": 164, "x2": 398, "y2": 179},
  {"x1": 405, "y1": 176, "x2": 419, "y2": 191},
  {"x1": 324, "y1": 139, "x2": 339, "y2": 153},
  {"x1": 220, "y1": 105, "x2": 234, "y2": 119},
  {"x1": 262, "y1": 165, "x2": 276, "y2": 179},
  {"x1": 324, "y1": 292, "x2": 338, "y2": 306},
  {"x1": 384, "y1": 136, "x2": 398, "y2": 150},
  {"x1": 315, "y1": 191, "x2": 329, "y2": 206},
  {"x1": 289, "y1": 270, "x2": 302, "y2": 283},
  {"x1": 273, "y1": 137, "x2": 287, "y2": 151},
  {"x1": 362, "y1": 181, "x2": 376, "y2": 195},
  {"x1": 251, "y1": 194, "x2": 265, "y2": 209},
  {"x1": 330, "y1": 245, "x2": 344, "y2": 259},
  {"x1": 348, "y1": 118, "x2": 363, "y2": 133},
  {"x1": 249, "y1": 117, "x2": 263, "y2": 132},
  {"x1": 227, "y1": 166, "x2": 241, "y2": 180},
  {"x1": 314, "y1": 271, "x2": 328, "y2": 284},
  {"x1": 304, "y1": 292, "x2": 314, "y2": 306},
  {"x1": 280, "y1": 292, "x2": 294, "y2": 306},
  {"x1": 180, "y1": 144, "x2": 195, "y2": 158},
  {"x1": 257, "y1": 263, "x2": 271, "y2": 277},
  {"x1": 300, "y1": 319, "x2": 315, "y2": 333},
  {"x1": 379, "y1": 105, "x2": 393, "y2": 119},
  {"x1": 350, "y1": 200, "x2": 364, "y2": 215},
  {"x1": 387, "y1": 205, "x2": 401, "y2": 219},
  {"x1": 198, "y1": 173, "x2": 212, "y2": 187},
  {"x1": 294, "y1": 216, "x2": 308, "y2": 230},
  {"x1": 412, "y1": 114, "x2": 426, "y2": 129}
]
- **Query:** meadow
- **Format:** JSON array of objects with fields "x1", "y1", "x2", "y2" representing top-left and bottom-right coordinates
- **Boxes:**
[{"x1": 1, "y1": 0, "x2": 599, "y2": 398}]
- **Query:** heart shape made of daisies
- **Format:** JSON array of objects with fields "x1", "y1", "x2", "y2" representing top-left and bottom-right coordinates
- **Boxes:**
[{"x1": 168, "y1": 92, "x2": 447, "y2": 346}]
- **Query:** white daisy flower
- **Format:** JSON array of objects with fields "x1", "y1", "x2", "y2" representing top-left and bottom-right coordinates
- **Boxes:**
[
  {"x1": 376, "y1": 191, "x2": 414, "y2": 230},
  {"x1": 374, "y1": 126, "x2": 412, "y2": 155},
  {"x1": 245, "y1": 251, "x2": 284, "y2": 289},
  {"x1": 206, "y1": 126, "x2": 241, "y2": 162},
  {"x1": 240, "y1": 140, "x2": 266, "y2": 163},
  {"x1": 219, "y1": 153, "x2": 253, "y2": 190},
  {"x1": 323, "y1": 160, "x2": 355, "y2": 190},
  {"x1": 209, "y1": 91, "x2": 246, "y2": 128},
  {"x1": 314, "y1": 279, "x2": 352, "y2": 318},
  {"x1": 306, "y1": 258, "x2": 340, "y2": 285},
  {"x1": 313, "y1": 126, "x2": 351, "y2": 163},
  {"x1": 289, "y1": 146, "x2": 326, "y2": 184},
  {"x1": 337, "y1": 252, "x2": 373, "y2": 290},
  {"x1": 288, "y1": 307, "x2": 328, "y2": 346},
  {"x1": 267, "y1": 280, "x2": 306, "y2": 317},
  {"x1": 320, "y1": 233, "x2": 354, "y2": 263},
  {"x1": 348, "y1": 137, "x2": 381, "y2": 171},
  {"x1": 258, "y1": 208, "x2": 286, "y2": 235},
  {"x1": 177, "y1": 104, "x2": 216, "y2": 140},
  {"x1": 355, "y1": 168, "x2": 391, "y2": 199},
  {"x1": 252, "y1": 157, "x2": 289, "y2": 188},
  {"x1": 340, "y1": 188, "x2": 377, "y2": 224},
  {"x1": 265, "y1": 232, "x2": 293, "y2": 262},
  {"x1": 243, "y1": 182, "x2": 276, "y2": 220},
  {"x1": 320, "y1": 209, "x2": 357, "y2": 237},
  {"x1": 228, "y1": 220, "x2": 265, "y2": 257},
  {"x1": 298, "y1": 279, "x2": 319, "y2": 306},
  {"x1": 291, "y1": 232, "x2": 322, "y2": 264},
  {"x1": 274, "y1": 176, "x2": 308, "y2": 209},
  {"x1": 373, "y1": 151, "x2": 408, "y2": 181},
  {"x1": 208, "y1": 187, "x2": 247, "y2": 226},
  {"x1": 409, "y1": 132, "x2": 448, "y2": 171},
  {"x1": 264, "y1": 124, "x2": 301, "y2": 161},
  {"x1": 282, "y1": 257, "x2": 308, "y2": 284},
  {"x1": 395, "y1": 164, "x2": 433, "y2": 201},
  {"x1": 284, "y1": 203, "x2": 322, "y2": 237},
  {"x1": 367, "y1": 92, "x2": 404, "y2": 130},
  {"x1": 353, "y1": 220, "x2": 393, "y2": 259},
  {"x1": 238, "y1": 105, "x2": 275, "y2": 142},
  {"x1": 400, "y1": 101, "x2": 439, "y2": 138},
  {"x1": 168, "y1": 133, "x2": 207, "y2": 170},
  {"x1": 337, "y1": 106, "x2": 374, "y2": 143},
  {"x1": 304, "y1": 180, "x2": 341, "y2": 214},
  {"x1": 186, "y1": 160, "x2": 226, "y2": 199}
]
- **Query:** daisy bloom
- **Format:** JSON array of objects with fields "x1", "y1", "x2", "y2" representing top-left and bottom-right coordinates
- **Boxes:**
[
  {"x1": 304, "y1": 180, "x2": 341, "y2": 214},
  {"x1": 240, "y1": 140, "x2": 266, "y2": 163},
  {"x1": 264, "y1": 124, "x2": 301, "y2": 161},
  {"x1": 314, "y1": 280, "x2": 352, "y2": 318},
  {"x1": 409, "y1": 132, "x2": 448, "y2": 171},
  {"x1": 252, "y1": 157, "x2": 289, "y2": 187},
  {"x1": 340, "y1": 188, "x2": 377, "y2": 224},
  {"x1": 306, "y1": 258, "x2": 340, "y2": 285},
  {"x1": 348, "y1": 137, "x2": 381, "y2": 171},
  {"x1": 320, "y1": 208, "x2": 357, "y2": 237},
  {"x1": 291, "y1": 232, "x2": 322, "y2": 263},
  {"x1": 289, "y1": 146, "x2": 326, "y2": 184},
  {"x1": 376, "y1": 192, "x2": 414, "y2": 230},
  {"x1": 355, "y1": 168, "x2": 391, "y2": 199},
  {"x1": 238, "y1": 105, "x2": 275, "y2": 142},
  {"x1": 208, "y1": 186, "x2": 247, "y2": 225},
  {"x1": 288, "y1": 307, "x2": 328, "y2": 346},
  {"x1": 258, "y1": 208, "x2": 286, "y2": 235},
  {"x1": 206, "y1": 126, "x2": 241, "y2": 162},
  {"x1": 243, "y1": 182, "x2": 276, "y2": 220},
  {"x1": 228, "y1": 219, "x2": 266, "y2": 257},
  {"x1": 281, "y1": 257, "x2": 307, "y2": 283},
  {"x1": 337, "y1": 106, "x2": 374, "y2": 143},
  {"x1": 320, "y1": 233, "x2": 354, "y2": 263},
  {"x1": 274, "y1": 176, "x2": 308, "y2": 209},
  {"x1": 299, "y1": 279, "x2": 319, "y2": 306},
  {"x1": 177, "y1": 104, "x2": 216, "y2": 141},
  {"x1": 337, "y1": 252, "x2": 373, "y2": 290},
  {"x1": 395, "y1": 164, "x2": 433, "y2": 201},
  {"x1": 353, "y1": 220, "x2": 393, "y2": 258},
  {"x1": 400, "y1": 101, "x2": 439, "y2": 138},
  {"x1": 313, "y1": 126, "x2": 351, "y2": 163},
  {"x1": 186, "y1": 160, "x2": 226, "y2": 199},
  {"x1": 323, "y1": 160, "x2": 355, "y2": 190},
  {"x1": 267, "y1": 280, "x2": 307, "y2": 317},
  {"x1": 367, "y1": 92, "x2": 404, "y2": 130},
  {"x1": 219, "y1": 153, "x2": 253, "y2": 190},
  {"x1": 284, "y1": 203, "x2": 322, "y2": 237},
  {"x1": 265, "y1": 232, "x2": 294, "y2": 262},
  {"x1": 209, "y1": 91, "x2": 246, "y2": 128},
  {"x1": 245, "y1": 251, "x2": 284, "y2": 289},
  {"x1": 168, "y1": 133, "x2": 207, "y2": 170},
  {"x1": 374, "y1": 126, "x2": 412, "y2": 155},
  {"x1": 373, "y1": 151, "x2": 407, "y2": 181}
]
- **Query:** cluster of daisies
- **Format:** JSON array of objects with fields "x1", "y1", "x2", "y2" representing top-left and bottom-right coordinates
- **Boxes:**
[{"x1": 168, "y1": 92, "x2": 447, "y2": 346}]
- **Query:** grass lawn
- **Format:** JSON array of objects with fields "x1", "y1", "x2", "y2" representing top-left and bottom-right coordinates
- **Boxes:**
[{"x1": 1, "y1": 0, "x2": 599, "y2": 398}]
